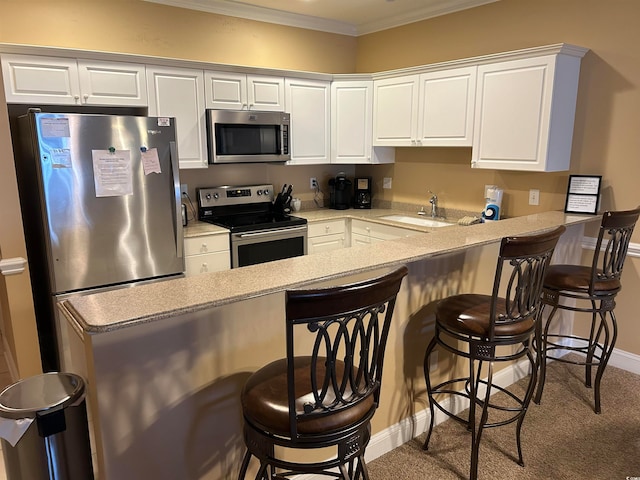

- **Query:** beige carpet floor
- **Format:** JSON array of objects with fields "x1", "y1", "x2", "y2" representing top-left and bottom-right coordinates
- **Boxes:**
[{"x1": 369, "y1": 357, "x2": 640, "y2": 480}]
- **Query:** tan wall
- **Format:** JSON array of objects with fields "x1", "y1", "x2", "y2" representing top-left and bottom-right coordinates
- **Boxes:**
[
  {"x1": 355, "y1": 0, "x2": 640, "y2": 355},
  {"x1": 1, "y1": 0, "x2": 639, "y2": 377},
  {"x1": 0, "y1": 0, "x2": 358, "y2": 377},
  {"x1": 0, "y1": 0, "x2": 356, "y2": 73}
]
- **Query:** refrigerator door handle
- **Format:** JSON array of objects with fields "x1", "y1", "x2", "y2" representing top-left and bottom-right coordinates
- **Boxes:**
[{"x1": 170, "y1": 141, "x2": 184, "y2": 258}]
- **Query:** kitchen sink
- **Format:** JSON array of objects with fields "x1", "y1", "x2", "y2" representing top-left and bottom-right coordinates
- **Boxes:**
[{"x1": 379, "y1": 214, "x2": 454, "y2": 228}]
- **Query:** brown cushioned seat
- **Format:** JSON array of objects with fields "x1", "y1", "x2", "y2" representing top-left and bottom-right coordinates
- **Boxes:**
[
  {"x1": 242, "y1": 356, "x2": 374, "y2": 436},
  {"x1": 436, "y1": 294, "x2": 535, "y2": 338},
  {"x1": 542, "y1": 265, "x2": 620, "y2": 293},
  {"x1": 535, "y1": 207, "x2": 640, "y2": 414},
  {"x1": 422, "y1": 226, "x2": 566, "y2": 480},
  {"x1": 237, "y1": 266, "x2": 408, "y2": 480}
]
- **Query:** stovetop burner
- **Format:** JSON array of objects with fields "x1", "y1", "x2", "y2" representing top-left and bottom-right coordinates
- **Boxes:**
[
  {"x1": 201, "y1": 211, "x2": 307, "y2": 233},
  {"x1": 197, "y1": 184, "x2": 307, "y2": 233}
]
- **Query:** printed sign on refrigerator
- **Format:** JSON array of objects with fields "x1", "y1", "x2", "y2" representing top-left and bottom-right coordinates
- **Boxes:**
[{"x1": 92, "y1": 150, "x2": 133, "y2": 197}]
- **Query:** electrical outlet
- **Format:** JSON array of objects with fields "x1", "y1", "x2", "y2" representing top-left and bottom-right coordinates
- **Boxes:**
[
  {"x1": 310, "y1": 177, "x2": 318, "y2": 189},
  {"x1": 529, "y1": 188, "x2": 540, "y2": 206},
  {"x1": 180, "y1": 183, "x2": 188, "y2": 196},
  {"x1": 383, "y1": 177, "x2": 392, "y2": 189}
]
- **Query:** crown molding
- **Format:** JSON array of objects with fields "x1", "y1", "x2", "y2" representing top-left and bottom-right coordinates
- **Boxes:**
[
  {"x1": 357, "y1": 0, "x2": 499, "y2": 35},
  {"x1": 144, "y1": 0, "x2": 500, "y2": 37},
  {"x1": 144, "y1": 0, "x2": 357, "y2": 36}
]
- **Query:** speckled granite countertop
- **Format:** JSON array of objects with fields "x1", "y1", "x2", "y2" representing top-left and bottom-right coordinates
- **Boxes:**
[
  {"x1": 61, "y1": 210, "x2": 597, "y2": 334},
  {"x1": 183, "y1": 207, "x2": 462, "y2": 237}
]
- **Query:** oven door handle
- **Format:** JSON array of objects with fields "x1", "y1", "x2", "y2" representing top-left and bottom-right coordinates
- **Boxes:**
[{"x1": 236, "y1": 226, "x2": 307, "y2": 238}]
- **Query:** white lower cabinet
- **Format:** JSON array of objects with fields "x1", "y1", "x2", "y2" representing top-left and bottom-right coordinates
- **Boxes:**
[
  {"x1": 351, "y1": 219, "x2": 419, "y2": 245},
  {"x1": 307, "y1": 219, "x2": 346, "y2": 254},
  {"x1": 184, "y1": 234, "x2": 230, "y2": 276}
]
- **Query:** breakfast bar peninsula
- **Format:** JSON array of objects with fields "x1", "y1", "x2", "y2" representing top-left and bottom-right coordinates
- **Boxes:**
[{"x1": 58, "y1": 211, "x2": 595, "y2": 479}]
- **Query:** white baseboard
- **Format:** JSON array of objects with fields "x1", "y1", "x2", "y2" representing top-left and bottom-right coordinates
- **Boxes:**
[
  {"x1": 364, "y1": 346, "x2": 640, "y2": 464},
  {"x1": 288, "y1": 347, "x2": 640, "y2": 479},
  {"x1": 608, "y1": 347, "x2": 640, "y2": 375},
  {"x1": 365, "y1": 356, "x2": 532, "y2": 463}
]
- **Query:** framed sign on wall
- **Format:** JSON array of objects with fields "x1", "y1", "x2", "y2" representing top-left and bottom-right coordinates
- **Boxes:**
[{"x1": 564, "y1": 175, "x2": 602, "y2": 215}]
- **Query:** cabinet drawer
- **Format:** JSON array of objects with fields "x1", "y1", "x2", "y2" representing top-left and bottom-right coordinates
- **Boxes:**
[
  {"x1": 185, "y1": 252, "x2": 230, "y2": 276},
  {"x1": 184, "y1": 234, "x2": 229, "y2": 256},
  {"x1": 308, "y1": 233, "x2": 345, "y2": 254},
  {"x1": 352, "y1": 219, "x2": 416, "y2": 240},
  {"x1": 308, "y1": 219, "x2": 346, "y2": 237}
]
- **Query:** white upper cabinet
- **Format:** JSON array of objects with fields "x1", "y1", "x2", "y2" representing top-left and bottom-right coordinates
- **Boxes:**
[
  {"x1": 472, "y1": 52, "x2": 583, "y2": 171},
  {"x1": 372, "y1": 66, "x2": 476, "y2": 147},
  {"x1": 1, "y1": 54, "x2": 147, "y2": 106},
  {"x1": 372, "y1": 75, "x2": 419, "y2": 146},
  {"x1": 204, "y1": 71, "x2": 284, "y2": 111},
  {"x1": 285, "y1": 78, "x2": 331, "y2": 165},
  {"x1": 331, "y1": 79, "x2": 394, "y2": 164},
  {"x1": 417, "y1": 66, "x2": 476, "y2": 146},
  {"x1": 147, "y1": 66, "x2": 208, "y2": 169}
]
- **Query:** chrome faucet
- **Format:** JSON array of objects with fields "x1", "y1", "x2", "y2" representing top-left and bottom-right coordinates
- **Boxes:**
[
  {"x1": 429, "y1": 190, "x2": 438, "y2": 218},
  {"x1": 418, "y1": 190, "x2": 439, "y2": 217}
]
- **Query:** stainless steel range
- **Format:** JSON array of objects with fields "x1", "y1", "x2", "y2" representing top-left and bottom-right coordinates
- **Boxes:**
[{"x1": 197, "y1": 184, "x2": 307, "y2": 268}]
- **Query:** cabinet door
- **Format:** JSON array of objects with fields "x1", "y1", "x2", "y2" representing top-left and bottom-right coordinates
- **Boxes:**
[
  {"x1": 372, "y1": 75, "x2": 419, "y2": 146},
  {"x1": 417, "y1": 66, "x2": 476, "y2": 146},
  {"x1": 472, "y1": 55, "x2": 569, "y2": 171},
  {"x1": 77, "y1": 60, "x2": 147, "y2": 106},
  {"x1": 204, "y1": 71, "x2": 247, "y2": 110},
  {"x1": 285, "y1": 78, "x2": 330, "y2": 165},
  {"x1": 332, "y1": 80, "x2": 395, "y2": 164},
  {"x1": 473, "y1": 54, "x2": 581, "y2": 171},
  {"x1": 308, "y1": 234, "x2": 346, "y2": 254},
  {"x1": 1, "y1": 54, "x2": 80, "y2": 104},
  {"x1": 147, "y1": 66, "x2": 208, "y2": 169},
  {"x1": 247, "y1": 75, "x2": 285, "y2": 111},
  {"x1": 185, "y1": 252, "x2": 230, "y2": 276}
]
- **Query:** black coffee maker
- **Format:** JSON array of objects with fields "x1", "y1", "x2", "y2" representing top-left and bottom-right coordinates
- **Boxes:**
[
  {"x1": 328, "y1": 173, "x2": 352, "y2": 210},
  {"x1": 353, "y1": 177, "x2": 372, "y2": 209}
]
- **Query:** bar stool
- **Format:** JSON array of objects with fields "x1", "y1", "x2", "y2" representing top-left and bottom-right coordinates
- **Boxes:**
[
  {"x1": 534, "y1": 207, "x2": 640, "y2": 413},
  {"x1": 237, "y1": 266, "x2": 408, "y2": 480},
  {"x1": 422, "y1": 226, "x2": 565, "y2": 480}
]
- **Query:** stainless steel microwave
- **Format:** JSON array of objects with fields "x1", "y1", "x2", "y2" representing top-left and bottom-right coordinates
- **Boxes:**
[{"x1": 206, "y1": 110, "x2": 290, "y2": 163}]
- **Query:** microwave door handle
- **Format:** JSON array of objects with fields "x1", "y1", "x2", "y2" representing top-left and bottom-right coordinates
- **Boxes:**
[{"x1": 170, "y1": 140, "x2": 184, "y2": 258}]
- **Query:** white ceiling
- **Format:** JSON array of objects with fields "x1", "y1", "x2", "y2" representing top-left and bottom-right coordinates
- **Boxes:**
[{"x1": 145, "y1": 0, "x2": 499, "y2": 36}]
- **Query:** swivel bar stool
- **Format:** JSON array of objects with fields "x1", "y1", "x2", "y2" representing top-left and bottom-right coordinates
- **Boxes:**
[
  {"x1": 535, "y1": 207, "x2": 640, "y2": 413},
  {"x1": 423, "y1": 226, "x2": 565, "y2": 480},
  {"x1": 238, "y1": 266, "x2": 407, "y2": 480}
]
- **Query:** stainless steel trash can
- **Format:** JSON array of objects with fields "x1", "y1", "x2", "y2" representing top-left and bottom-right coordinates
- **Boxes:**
[{"x1": 0, "y1": 372, "x2": 94, "y2": 479}]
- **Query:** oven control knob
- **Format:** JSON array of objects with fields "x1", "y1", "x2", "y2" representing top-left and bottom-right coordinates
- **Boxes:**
[
  {"x1": 264, "y1": 189, "x2": 269, "y2": 196},
  {"x1": 213, "y1": 193, "x2": 219, "y2": 199},
  {"x1": 257, "y1": 190, "x2": 263, "y2": 196},
  {"x1": 205, "y1": 193, "x2": 211, "y2": 200}
]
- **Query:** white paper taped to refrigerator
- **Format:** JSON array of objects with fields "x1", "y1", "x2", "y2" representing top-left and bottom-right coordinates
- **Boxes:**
[
  {"x1": 92, "y1": 150, "x2": 133, "y2": 197},
  {"x1": 141, "y1": 148, "x2": 162, "y2": 175}
]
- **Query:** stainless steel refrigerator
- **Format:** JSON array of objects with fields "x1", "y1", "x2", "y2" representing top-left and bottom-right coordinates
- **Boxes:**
[{"x1": 13, "y1": 112, "x2": 185, "y2": 371}]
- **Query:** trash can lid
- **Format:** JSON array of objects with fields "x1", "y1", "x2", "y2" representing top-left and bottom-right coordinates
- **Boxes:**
[{"x1": 0, "y1": 372, "x2": 85, "y2": 420}]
